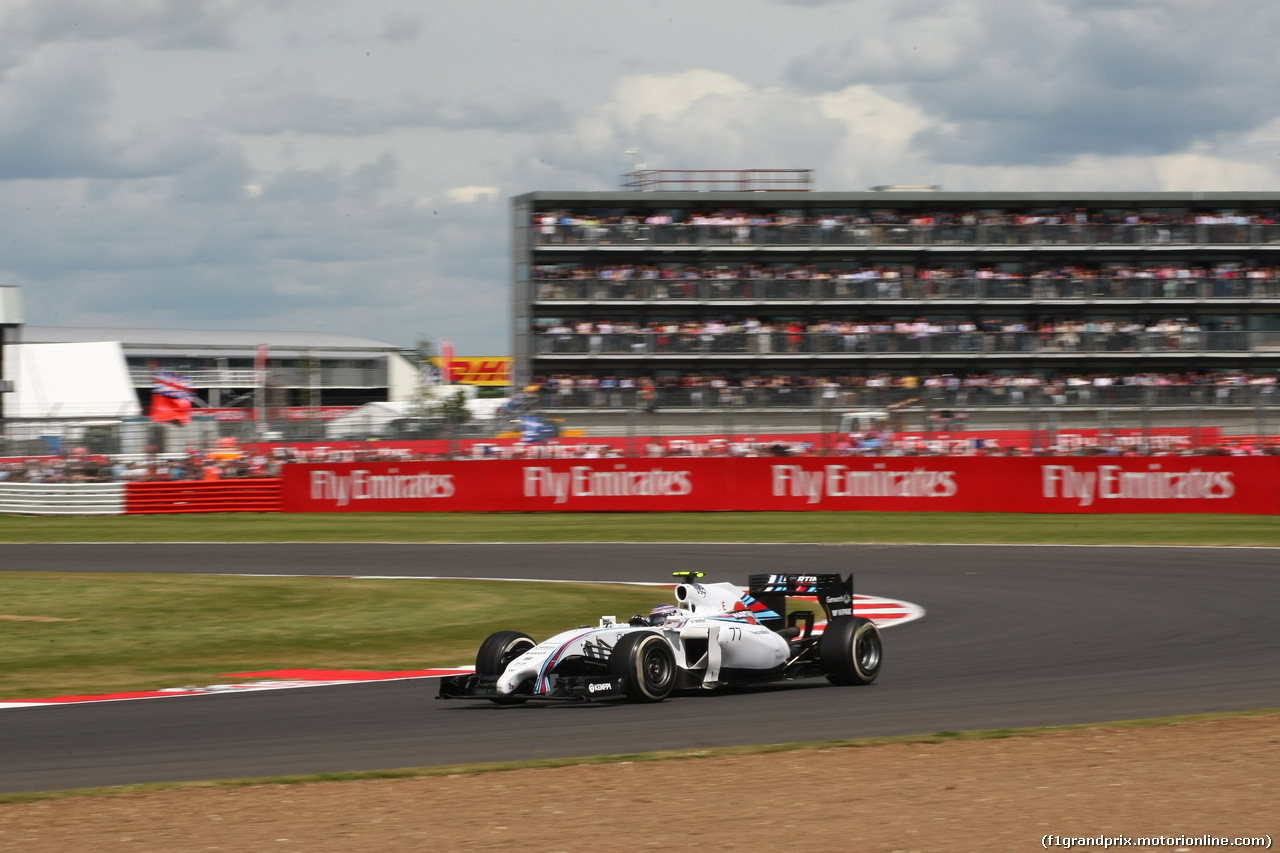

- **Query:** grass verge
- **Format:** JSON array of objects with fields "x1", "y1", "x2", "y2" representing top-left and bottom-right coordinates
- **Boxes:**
[
  {"x1": 3, "y1": 511, "x2": 1280, "y2": 545},
  {"x1": 0, "y1": 574, "x2": 662, "y2": 699},
  {"x1": 3, "y1": 707, "x2": 1276, "y2": 805}
]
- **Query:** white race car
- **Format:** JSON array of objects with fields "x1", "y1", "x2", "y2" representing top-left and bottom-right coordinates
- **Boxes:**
[{"x1": 438, "y1": 572, "x2": 882, "y2": 704}]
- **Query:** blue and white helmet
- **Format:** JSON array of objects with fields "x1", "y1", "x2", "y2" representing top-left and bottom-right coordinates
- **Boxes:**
[{"x1": 648, "y1": 603, "x2": 678, "y2": 626}]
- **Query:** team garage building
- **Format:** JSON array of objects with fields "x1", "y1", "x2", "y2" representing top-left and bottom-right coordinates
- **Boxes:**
[{"x1": 0, "y1": 300, "x2": 512, "y2": 457}]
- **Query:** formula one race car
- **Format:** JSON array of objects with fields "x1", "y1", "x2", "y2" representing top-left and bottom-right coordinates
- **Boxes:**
[{"x1": 438, "y1": 572, "x2": 882, "y2": 704}]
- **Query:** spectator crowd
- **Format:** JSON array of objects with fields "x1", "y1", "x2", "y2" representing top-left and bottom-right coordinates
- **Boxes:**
[
  {"x1": 526, "y1": 369, "x2": 1277, "y2": 410},
  {"x1": 532, "y1": 316, "x2": 1249, "y2": 356},
  {"x1": 533, "y1": 261, "x2": 1280, "y2": 300},
  {"x1": 534, "y1": 206, "x2": 1280, "y2": 247},
  {"x1": 0, "y1": 447, "x2": 284, "y2": 484}
]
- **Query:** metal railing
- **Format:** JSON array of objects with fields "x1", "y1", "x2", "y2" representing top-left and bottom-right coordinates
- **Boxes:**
[
  {"x1": 5, "y1": 389, "x2": 1279, "y2": 457},
  {"x1": 0, "y1": 482, "x2": 126, "y2": 515},
  {"x1": 619, "y1": 169, "x2": 813, "y2": 192},
  {"x1": 533, "y1": 330, "x2": 1271, "y2": 357},
  {"x1": 531, "y1": 383, "x2": 1278, "y2": 411},
  {"x1": 532, "y1": 275, "x2": 1280, "y2": 302},
  {"x1": 129, "y1": 367, "x2": 388, "y2": 388},
  {"x1": 533, "y1": 222, "x2": 1280, "y2": 249}
]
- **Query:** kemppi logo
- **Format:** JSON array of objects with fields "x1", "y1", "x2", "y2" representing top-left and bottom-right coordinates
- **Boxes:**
[{"x1": 588, "y1": 682, "x2": 615, "y2": 693}]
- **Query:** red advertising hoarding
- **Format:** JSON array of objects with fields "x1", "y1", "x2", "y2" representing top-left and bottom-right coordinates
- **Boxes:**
[{"x1": 280, "y1": 457, "x2": 1280, "y2": 515}]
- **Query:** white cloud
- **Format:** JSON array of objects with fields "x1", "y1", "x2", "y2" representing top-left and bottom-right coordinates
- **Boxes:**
[
  {"x1": 0, "y1": 49, "x2": 222, "y2": 180},
  {"x1": 379, "y1": 10, "x2": 422, "y2": 43},
  {"x1": 0, "y1": 0, "x2": 262, "y2": 51},
  {"x1": 447, "y1": 186, "x2": 499, "y2": 203},
  {"x1": 211, "y1": 70, "x2": 571, "y2": 136},
  {"x1": 535, "y1": 69, "x2": 845, "y2": 187},
  {"x1": 787, "y1": 0, "x2": 1280, "y2": 165},
  {"x1": 3, "y1": 0, "x2": 1280, "y2": 358}
]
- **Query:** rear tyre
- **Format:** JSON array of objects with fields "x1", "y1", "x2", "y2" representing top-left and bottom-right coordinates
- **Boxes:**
[
  {"x1": 476, "y1": 630, "x2": 535, "y2": 704},
  {"x1": 819, "y1": 617, "x2": 882, "y2": 685},
  {"x1": 608, "y1": 632, "x2": 676, "y2": 703}
]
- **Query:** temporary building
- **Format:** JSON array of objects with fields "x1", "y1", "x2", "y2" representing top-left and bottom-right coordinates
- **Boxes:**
[
  {"x1": 323, "y1": 388, "x2": 510, "y2": 439},
  {"x1": 1, "y1": 341, "x2": 140, "y2": 419}
]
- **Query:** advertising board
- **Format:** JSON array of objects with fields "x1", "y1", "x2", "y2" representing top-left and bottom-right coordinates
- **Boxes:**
[{"x1": 281, "y1": 457, "x2": 1280, "y2": 514}]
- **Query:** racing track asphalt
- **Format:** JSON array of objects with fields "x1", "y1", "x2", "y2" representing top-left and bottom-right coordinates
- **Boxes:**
[{"x1": 2, "y1": 543, "x2": 1278, "y2": 794}]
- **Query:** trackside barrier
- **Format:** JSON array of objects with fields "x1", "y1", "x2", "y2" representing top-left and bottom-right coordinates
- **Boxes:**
[
  {"x1": 280, "y1": 457, "x2": 1280, "y2": 515},
  {"x1": 0, "y1": 483, "x2": 126, "y2": 516},
  {"x1": 9, "y1": 460, "x2": 1280, "y2": 515},
  {"x1": 124, "y1": 479, "x2": 283, "y2": 515}
]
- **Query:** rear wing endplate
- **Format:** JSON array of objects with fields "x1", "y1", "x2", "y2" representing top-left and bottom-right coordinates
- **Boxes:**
[{"x1": 747, "y1": 573, "x2": 855, "y2": 623}]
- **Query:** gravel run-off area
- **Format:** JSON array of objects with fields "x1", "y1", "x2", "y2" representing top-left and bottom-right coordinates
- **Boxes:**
[{"x1": 1, "y1": 713, "x2": 1276, "y2": 852}]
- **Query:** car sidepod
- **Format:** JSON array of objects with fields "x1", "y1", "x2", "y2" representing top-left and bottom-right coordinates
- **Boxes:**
[{"x1": 664, "y1": 616, "x2": 790, "y2": 688}]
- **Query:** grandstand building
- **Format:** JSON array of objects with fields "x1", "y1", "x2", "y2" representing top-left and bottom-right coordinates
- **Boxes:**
[{"x1": 512, "y1": 186, "x2": 1280, "y2": 408}]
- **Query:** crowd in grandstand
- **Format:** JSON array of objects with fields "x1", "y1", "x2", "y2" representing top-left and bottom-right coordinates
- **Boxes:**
[
  {"x1": 0, "y1": 448, "x2": 283, "y2": 484},
  {"x1": 533, "y1": 261, "x2": 1280, "y2": 300},
  {"x1": 8, "y1": 434, "x2": 1277, "y2": 484},
  {"x1": 525, "y1": 370, "x2": 1277, "y2": 410},
  {"x1": 533, "y1": 207, "x2": 1280, "y2": 247},
  {"x1": 537, "y1": 207, "x2": 1280, "y2": 231},
  {"x1": 531, "y1": 316, "x2": 1261, "y2": 357}
]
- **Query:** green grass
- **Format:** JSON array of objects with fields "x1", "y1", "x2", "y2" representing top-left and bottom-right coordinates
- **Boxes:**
[
  {"x1": 0, "y1": 574, "x2": 662, "y2": 699},
  {"x1": 2, "y1": 511, "x2": 1280, "y2": 545}
]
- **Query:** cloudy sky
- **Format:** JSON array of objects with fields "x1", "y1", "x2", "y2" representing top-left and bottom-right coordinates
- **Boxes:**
[{"x1": 3, "y1": 0, "x2": 1279, "y2": 355}]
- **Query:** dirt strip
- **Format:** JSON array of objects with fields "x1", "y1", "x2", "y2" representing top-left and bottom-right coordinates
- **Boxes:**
[{"x1": 1, "y1": 714, "x2": 1276, "y2": 853}]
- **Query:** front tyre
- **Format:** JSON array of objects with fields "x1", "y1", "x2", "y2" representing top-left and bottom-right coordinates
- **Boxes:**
[
  {"x1": 818, "y1": 617, "x2": 882, "y2": 685},
  {"x1": 608, "y1": 632, "x2": 676, "y2": 702},
  {"x1": 476, "y1": 630, "x2": 536, "y2": 704}
]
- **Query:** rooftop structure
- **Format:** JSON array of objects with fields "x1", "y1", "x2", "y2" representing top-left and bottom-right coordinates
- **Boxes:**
[
  {"x1": 620, "y1": 169, "x2": 813, "y2": 193},
  {"x1": 18, "y1": 326, "x2": 418, "y2": 410}
]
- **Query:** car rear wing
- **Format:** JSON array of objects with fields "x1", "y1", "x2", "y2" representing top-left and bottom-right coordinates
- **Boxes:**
[{"x1": 747, "y1": 573, "x2": 855, "y2": 627}]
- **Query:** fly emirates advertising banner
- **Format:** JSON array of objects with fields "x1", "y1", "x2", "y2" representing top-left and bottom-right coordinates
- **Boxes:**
[{"x1": 280, "y1": 458, "x2": 1280, "y2": 514}]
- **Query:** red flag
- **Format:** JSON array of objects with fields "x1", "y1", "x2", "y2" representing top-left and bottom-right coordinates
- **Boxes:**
[
  {"x1": 151, "y1": 370, "x2": 194, "y2": 425},
  {"x1": 150, "y1": 393, "x2": 192, "y2": 425}
]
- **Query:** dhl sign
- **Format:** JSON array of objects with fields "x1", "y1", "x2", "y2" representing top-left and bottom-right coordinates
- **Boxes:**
[{"x1": 431, "y1": 356, "x2": 512, "y2": 386}]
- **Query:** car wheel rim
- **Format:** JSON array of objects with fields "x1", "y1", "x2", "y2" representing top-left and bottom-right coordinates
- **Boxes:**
[
  {"x1": 856, "y1": 631, "x2": 881, "y2": 673},
  {"x1": 503, "y1": 641, "x2": 532, "y2": 668},
  {"x1": 643, "y1": 646, "x2": 672, "y2": 688}
]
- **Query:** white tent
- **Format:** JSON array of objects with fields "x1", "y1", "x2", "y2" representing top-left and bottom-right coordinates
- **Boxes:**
[
  {"x1": 2, "y1": 341, "x2": 140, "y2": 419},
  {"x1": 324, "y1": 401, "x2": 412, "y2": 438},
  {"x1": 324, "y1": 387, "x2": 511, "y2": 439}
]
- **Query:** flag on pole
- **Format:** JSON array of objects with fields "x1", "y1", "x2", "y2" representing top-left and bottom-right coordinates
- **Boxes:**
[
  {"x1": 441, "y1": 339, "x2": 454, "y2": 385},
  {"x1": 255, "y1": 343, "x2": 269, "y2": 429},
  {"x1": 151, "y1": 371, "x2": 194, "y2": 425}
]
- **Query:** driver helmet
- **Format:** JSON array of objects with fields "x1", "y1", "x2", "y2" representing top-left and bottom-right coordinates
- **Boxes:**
[{"x1": 648, "y1": 603, "x2": 678, "y2": 626}]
